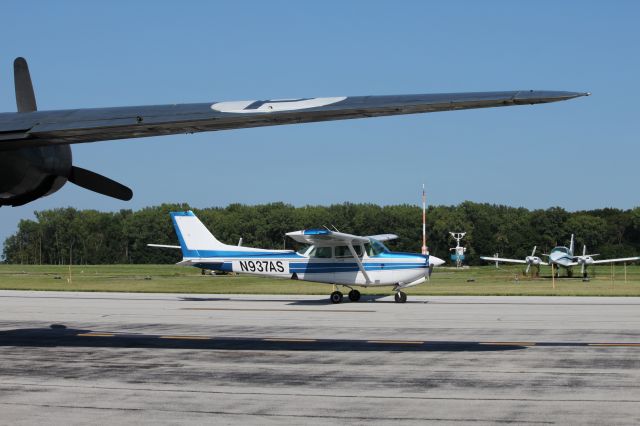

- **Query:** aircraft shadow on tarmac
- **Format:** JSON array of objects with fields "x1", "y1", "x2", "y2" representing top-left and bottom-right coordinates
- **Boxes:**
[
  {"x1": 179, "y1": 295, "x2": 418, "y2": 305},
  {"x1": 0, "y1": 325, "x2": 526, "y2": 352}
]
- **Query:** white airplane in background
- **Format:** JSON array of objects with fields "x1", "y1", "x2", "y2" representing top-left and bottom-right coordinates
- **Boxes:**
[
  {"x1": 154, "y1": 211, "x2": 440, "y2": 303},
  {"x1": 481, "y1": 234, "x2": 640, "y2": 278}
]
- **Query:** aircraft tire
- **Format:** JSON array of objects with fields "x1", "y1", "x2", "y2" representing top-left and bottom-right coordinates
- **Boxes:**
[
  {"x1": 348, "y1": 289, "x2": 361, "y2": 302},
  {"x1": 394, "y1": 291, "x2": 407, "y2": 303},
  {"x1": 330, "y1": 291, "x2": 343, "y2": 304}
]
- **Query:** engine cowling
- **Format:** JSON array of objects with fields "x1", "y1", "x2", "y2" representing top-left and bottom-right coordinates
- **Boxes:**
[
  {"x1": 0, "y1": 145, "x2": 71, "y2": 206},
  {"x1": 577, "y1": 256, "x2": 594, "y2": 265},
  {"x1": 525, "y1": 256, "x2": 541, "y2": 265}
]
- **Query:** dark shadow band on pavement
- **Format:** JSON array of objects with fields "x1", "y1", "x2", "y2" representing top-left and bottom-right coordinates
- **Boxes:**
[{"x1": 0, "y1": 325, "x2": 526, "y2": 352}]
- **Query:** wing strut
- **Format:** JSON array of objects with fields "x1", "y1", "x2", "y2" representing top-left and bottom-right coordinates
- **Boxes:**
[{"x1": 347, "y1": 241, "x2": 371, "y2": 285}]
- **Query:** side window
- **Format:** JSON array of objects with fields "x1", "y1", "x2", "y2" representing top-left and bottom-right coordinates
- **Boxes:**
[
  {"x1": 335, "y1": 245, "x2": 363, "y2": 258},
  {"x1": 334, "y1": 246, "x2": 351, "y2": 258},
  {"x1": 310, "y1": 246, "x2": 332, "y2": 258}
]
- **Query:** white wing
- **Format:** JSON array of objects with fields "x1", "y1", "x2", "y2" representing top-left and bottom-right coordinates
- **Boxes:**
[
  {"x1": 480, "y1": 256, "x2": 548, "y2": 266},
  {"x1": 366, "y1": 234, "x2": 398, "y2": 242},
  {"x1": 286, "y1": 229, "x2": 369, "y2": 245},
  {"x1": 591, "y1": 256, "x2": 640, "y2": 265},
  {"x1": 480, "y1": 256, "x2": 527, "y2": 264}
]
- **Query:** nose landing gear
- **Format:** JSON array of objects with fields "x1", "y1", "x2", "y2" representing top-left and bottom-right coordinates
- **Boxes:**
[{"x1": 394, "y1": 291, "x2": 407, "y2": 303}]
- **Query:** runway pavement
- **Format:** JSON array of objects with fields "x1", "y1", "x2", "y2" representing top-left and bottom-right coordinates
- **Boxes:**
[{"x1": 1, "y1": 290, "x2": 639, "y2": 425}]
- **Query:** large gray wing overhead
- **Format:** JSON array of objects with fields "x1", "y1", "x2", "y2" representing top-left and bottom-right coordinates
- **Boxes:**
[{"x1": 0, "y1": 90, "x2": 588, "y2": 150}]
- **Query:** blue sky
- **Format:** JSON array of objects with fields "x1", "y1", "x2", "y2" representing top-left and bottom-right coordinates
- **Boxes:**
[{"x1": 1, "y1": 1, "x2": 639, "y2": 245}]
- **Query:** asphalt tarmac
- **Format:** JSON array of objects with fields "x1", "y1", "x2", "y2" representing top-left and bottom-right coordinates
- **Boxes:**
[{"x1": 1, "y1": 290, "x2": 639, "y2": 425}]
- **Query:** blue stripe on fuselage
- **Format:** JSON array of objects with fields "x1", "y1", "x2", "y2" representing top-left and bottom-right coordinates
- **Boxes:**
[{"x1": 194, "y1": 261, "x2": 427, "y2": 273}]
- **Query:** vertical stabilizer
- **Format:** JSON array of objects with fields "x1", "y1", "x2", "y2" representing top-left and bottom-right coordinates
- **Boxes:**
[
  {"x1": 14, "y1": 57, "x2": 37, "y2": 112},
  {"x1": 170, "y1": 211, "x2": 230, "y2": 258}
]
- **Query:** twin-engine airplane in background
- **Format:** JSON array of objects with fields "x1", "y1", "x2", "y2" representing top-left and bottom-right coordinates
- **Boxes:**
[
  {"x1": 1, "y1": 57, "x2": 588, "y2": 206},
  {"x1": 481, "y1": 234, "x2": 640, "y2": 278},
  {"x1": 158, "y1": 211, "x2": 435, "y2": 303}
]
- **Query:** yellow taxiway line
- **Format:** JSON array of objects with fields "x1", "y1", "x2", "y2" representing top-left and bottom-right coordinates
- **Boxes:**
[
  {"x1": 76, "y1": 333, "x2": 115, "y2": 337},
  {"x1": 588, "y1": 343, "x2": 640, "y2": 347},
  {"x1": 480, "y1": 342, "x2": 536, "y2": 346},
  {"x1": 159, "y1": 335, "x2": 211, "y2": 340}
]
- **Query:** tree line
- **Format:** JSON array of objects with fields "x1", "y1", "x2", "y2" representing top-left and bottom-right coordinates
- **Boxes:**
[{"x1": 3, "y1": 202, "x2": 640, "y2": 265}]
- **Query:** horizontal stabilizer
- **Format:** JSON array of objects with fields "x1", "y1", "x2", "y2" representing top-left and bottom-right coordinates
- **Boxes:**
[
  {"x1": 147, "y1": 244, "x2": 181, "y2": 249},
  {"x1": 176, "y1": 259, "x2": 223, "y2": 266},
  {"x1": 68, "y1": 166, "x2": 133, "y2": 201}
]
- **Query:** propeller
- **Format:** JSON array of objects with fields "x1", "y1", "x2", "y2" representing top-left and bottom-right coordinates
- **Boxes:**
[
  {"x1": 525, "y1": 246, "x2": 539, "y2": 274},
  {"x1": 577, "y1": 245, "x2": 595, "y2": 277},
  {"x1": 68, "y1": 166, "x2": 133, "y2": 201},
  {"x1": 13, "y1": 58, "x2": 133, "y2": 203}
]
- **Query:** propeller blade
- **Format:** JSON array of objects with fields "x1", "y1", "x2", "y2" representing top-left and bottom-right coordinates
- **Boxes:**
[
  {"x1": 531, "y1": 245, "x2": 537, "y2": 257},
  {"x1": 583, "y1": 245, "x2": 587, "y2": 256},
  {"x1": 68, "y1": 166, "x2": 133, "y2": 201},
  {"x1": 525, "y1": 263, "x2": 531, "y2": 274},
  {"x1": 581, "y1": 262, "x2": 585, "y2": 276}
]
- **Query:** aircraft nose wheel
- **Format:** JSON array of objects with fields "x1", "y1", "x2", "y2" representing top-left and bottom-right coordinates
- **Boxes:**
[
  {"x1": 330, "y1": 291, "x2": 343, "y2": 304},
  {"x1": 348, "y1": 289, "x2": 361, "y2": 302},
  {"x1": 394, "y1": 291, "x2": 407, "y2": 303}
]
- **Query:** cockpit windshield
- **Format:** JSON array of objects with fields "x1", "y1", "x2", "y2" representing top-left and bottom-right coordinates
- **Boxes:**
[
  {"x1": 365, "y1": 238, "x2": 389, "y2": 256},
  {"x1": 551, "y1": 246, "x2": 569, "y2": 254}
]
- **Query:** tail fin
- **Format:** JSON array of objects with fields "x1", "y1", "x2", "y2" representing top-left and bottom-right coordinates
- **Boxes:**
[
  {"x1": 14, "y1": 57, "x2": 37, "y2": 112},
  {"x1": 569, "y1": 234, "x2": 575, "y2": 256},
  {"x1": 170, "y1": 211, "x2": 230, "y2": 258}
]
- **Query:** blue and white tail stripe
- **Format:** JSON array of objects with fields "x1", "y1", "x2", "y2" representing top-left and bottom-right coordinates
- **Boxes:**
[{"x1": 171, "y1": 211, "x2": 300, "y2": 259}]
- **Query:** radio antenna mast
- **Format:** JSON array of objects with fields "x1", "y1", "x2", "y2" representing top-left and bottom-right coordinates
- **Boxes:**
[{"x1": 421, "y1": 184, "x2": 428, "y2": 255}]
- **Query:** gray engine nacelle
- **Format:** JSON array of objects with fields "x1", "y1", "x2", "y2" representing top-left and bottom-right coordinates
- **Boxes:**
[
  {"x1": 0, "y1": 145, "x2": 71, "y2": 206},
  {"x1": 577, "y1": 256, "x2": 594, "y2": 265},
  {"x1": 525, "y1": 256, "x2": 541, "y2": 265}
]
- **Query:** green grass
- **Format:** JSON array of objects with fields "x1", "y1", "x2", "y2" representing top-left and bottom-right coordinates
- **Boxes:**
[{"x1": 1, "y1": 263, "x2": 639, "y2": 296}]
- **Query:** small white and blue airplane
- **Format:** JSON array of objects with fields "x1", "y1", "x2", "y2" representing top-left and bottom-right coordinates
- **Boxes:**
[
  {"x1": 481, "y1": 234, "x2": 640, "y2": 277},
  {"x1": 154, "y1": 211, "x2": 444, "y2": 303}
]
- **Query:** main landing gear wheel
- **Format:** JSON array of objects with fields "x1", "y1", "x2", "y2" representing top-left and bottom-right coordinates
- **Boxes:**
[
  {"x1": 330, "y1": 291, "x2": 343, "y2": 304},
  {"x1": 348, "y1": 289, "x2": 361, "y2": 302},
  {"x1": 394, "y1": 291, "x2": 407, "y2": 303}
]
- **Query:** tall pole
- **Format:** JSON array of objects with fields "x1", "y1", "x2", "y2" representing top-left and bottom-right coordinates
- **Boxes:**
[{"x1": 421, "y1": 184, "x2": 427, "y2": 255}]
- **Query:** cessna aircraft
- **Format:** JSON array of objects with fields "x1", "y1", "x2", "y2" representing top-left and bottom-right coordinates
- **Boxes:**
[
  {"x1": 1, "y1": 57, "x2": 588, "y2": 206},
  {"x1": 481, "y1": 234, "x2": 640, "y2": 277},
  {"x1": 163, "y1": 210, "x2": 432, "y2": 303}
]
